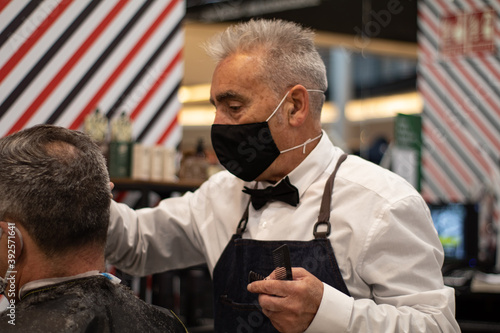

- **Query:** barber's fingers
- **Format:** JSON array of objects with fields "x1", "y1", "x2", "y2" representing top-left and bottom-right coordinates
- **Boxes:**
[
  {"x1": 248, "y1": 267, "x2": 323, "y2": 312},
  {"x1": 258, "y1": 292, "x2": 290, "y2": 311},
  {"x1": 289, "y1": 267, "x2": 314, "y2": 278},
  {"x1": 248, "y1": 267, "x2": 313, "y2": 295},
  {"x1": 248, "y1": 279, "x2": 290, "y2": 297},
  {"x1": 249, "y1": 269, "x2": 323, "y2": 333}
]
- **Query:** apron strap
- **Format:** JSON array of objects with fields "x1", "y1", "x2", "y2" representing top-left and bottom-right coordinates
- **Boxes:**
[
  {"x1": 237, "y1": 182, "x2": 257, "y2": 235},
  {"x1": 314, "y1": 154, "x2": 348, "y2": 239},
  {"x1": 237, "y1": 154, "x2": 349, "y2": 237},
  {"x1": 236, "y1": 203, "x2": 250, "y2": 235}
]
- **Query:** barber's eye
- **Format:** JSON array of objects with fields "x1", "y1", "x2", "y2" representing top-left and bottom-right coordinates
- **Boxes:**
[{"x1": 227, "y1": 102, "x2": 242, "y2": 112}]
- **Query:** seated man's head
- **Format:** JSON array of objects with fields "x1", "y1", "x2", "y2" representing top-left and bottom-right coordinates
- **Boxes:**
[{"x1": 0, "y1": 125, "x2": 111, "y2": 298}]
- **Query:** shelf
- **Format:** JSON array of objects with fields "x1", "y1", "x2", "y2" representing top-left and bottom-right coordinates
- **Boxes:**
[
  {"x1": 111, "y1": 178, "x2": 204, "y2": 207},
  {"x1": 111, "y1": 178, "x2": 203, "y2": 193}
]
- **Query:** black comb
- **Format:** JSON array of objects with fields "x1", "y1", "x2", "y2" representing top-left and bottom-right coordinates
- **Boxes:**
[
  {"x1": 248, "y1": 270, "x2": 266, "y2": 283},
  {"x1": 248, "y1": 244, "x2": 293, "y2": 283},
  {"x1": 273, "y1": 244, "x2": 293, "y2": 280}
]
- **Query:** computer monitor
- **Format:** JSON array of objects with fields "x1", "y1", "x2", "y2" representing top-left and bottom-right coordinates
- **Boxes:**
[{"x1": 427, "y1": 202, "x2": 479, "y2": 268}]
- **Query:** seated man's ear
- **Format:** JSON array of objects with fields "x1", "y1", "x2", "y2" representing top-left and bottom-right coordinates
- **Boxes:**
[{"x1": 0, "y1": 222, "x2": 24, "y2": 259}]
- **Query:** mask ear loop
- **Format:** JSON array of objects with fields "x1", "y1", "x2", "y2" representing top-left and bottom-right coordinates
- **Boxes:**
[
  {"x1": 266, "y1": 89, "x2": 324, "y2": 123},
  {"x1": 266, "y1": 91, "x2": 291, "y2": 122},
  {"x1": 269, "y1": 88, "x2": 325, "y2": 155},
  {"x1": 307, "y1": 89, "x2": 324, "y2": 94},
  {"x1": 280, "y1": 132, "x2": 323, "y2": 154}
]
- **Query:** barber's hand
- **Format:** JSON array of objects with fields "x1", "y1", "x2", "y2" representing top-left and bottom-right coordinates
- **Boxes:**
[{"x1": 247, "y1": 267, "x2": 323, "y2": 333}]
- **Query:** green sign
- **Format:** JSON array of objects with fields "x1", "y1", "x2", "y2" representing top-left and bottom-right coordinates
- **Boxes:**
[{"x1": 392, "y1": 113, "x2": 422, "y2": 191}]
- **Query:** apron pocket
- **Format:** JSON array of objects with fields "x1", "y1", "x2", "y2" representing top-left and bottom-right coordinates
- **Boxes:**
[
  {"x1": 219, "y1": 295, "x2": 260, "y2": 311},
  {"x1": 216, "y1": 295, "x2": 274, "y2": 333}
]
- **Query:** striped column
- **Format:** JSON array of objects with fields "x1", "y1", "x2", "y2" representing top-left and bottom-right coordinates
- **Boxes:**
[
  {"x1": 0, "y1": 0, "x2": 185, "y2": 148},
  {"x1": 418, "y1": 0, "x2": 500, "y2": 265},
  {"x1": 418, "y1": 1, "x2": 499, "y2": 197},
  {"x1": 0, "y1": 1, "x2": 186, "y2": 303}
]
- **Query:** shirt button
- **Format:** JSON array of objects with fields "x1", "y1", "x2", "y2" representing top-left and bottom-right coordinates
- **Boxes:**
[{"x1": 260, "y1": 220, "x2": 267, "y2": 229}]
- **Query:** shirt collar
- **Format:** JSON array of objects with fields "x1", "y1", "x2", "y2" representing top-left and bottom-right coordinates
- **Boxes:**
[
  {"x1": 287, "y1": 130, "x2": 344, "y2": 199},
  {"x1": 248, "y1": 130, "x2": 345, "y2": 199},
  {"x1": 19, "y1": 270, "x2": 101, "y2": 300}
]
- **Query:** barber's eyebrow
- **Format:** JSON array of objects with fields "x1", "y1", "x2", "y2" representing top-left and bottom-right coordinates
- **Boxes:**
[{"x1": 210, "y1": 91, "x2": 247, "y2": 106}]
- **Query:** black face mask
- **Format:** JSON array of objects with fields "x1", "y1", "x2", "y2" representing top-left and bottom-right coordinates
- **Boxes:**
[
  {"x1": 211, "y1": 90, "x2": 323, "y2": 181},
  {"x1": 211, "y1": 121, "x2": 280, "y2": 181}
]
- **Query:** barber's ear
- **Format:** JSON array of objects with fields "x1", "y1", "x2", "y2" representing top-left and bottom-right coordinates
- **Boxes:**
[{"x1": 288, "y1": 85, "x2": 309, "y2": 127}]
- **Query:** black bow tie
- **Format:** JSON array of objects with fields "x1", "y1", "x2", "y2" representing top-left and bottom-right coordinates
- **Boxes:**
[{"x1": 242, "y1": 176, "x2": 299, "y2": 210}]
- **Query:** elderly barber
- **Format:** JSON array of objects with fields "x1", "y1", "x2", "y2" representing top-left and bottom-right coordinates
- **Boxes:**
[{"x1": 106, "y1": 19, "x2": 459, "y2": 332}]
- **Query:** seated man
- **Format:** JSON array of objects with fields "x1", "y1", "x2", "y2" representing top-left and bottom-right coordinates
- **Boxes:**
[{"x1": 0, "y1": 125, "x2": 186, "y2": 332}]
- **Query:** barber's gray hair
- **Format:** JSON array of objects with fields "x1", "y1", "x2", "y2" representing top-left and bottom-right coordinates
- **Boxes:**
[
  {"x1": 0, "y1": 125, "x2": 110, "y2": 256},
  {"x1": 205, "y1": 19, "x2": 327, "y2": 115}
]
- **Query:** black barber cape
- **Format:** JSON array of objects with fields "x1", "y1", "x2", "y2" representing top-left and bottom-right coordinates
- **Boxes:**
[{"x1": 0, "y1": 275, "x2": 187, "y2": 333}]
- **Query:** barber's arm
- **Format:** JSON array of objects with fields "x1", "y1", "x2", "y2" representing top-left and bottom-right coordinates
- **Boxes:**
[
  {"x1": 105, "y1": 192, "x2": 206, "y2": 277},
  {"x1": 248, "y1": 196, "x2": 460, "y2": 333}
]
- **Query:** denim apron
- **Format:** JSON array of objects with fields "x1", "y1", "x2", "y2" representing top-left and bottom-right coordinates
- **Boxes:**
[{"x1": 212, "y1": 154, "x2": 350, "y2": 333}]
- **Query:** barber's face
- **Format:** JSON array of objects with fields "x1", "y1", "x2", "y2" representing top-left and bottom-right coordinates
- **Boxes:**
[
  {"x1": 210, "y1": 53, "x2": 285, "y2": 126},
  {"x1": 210, "y1": 52, "x2": 296, "y2": 181}
]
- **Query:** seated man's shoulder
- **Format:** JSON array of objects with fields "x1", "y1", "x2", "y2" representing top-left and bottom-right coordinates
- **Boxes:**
[
  {"x1": 0, "y1": 276, "x2": 186, "y2": 333},
  {"x1": 105, "y1": 278, "x2": 187, "y2": 333}
]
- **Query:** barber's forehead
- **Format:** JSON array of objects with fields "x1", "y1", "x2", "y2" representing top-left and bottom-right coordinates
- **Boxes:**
[{"x1": 214, "y1": 53, "x2": 270, "y2": 86}]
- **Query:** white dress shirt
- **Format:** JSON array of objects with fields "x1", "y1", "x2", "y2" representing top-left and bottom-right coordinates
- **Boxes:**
[{"x1": 106, "y1": 131, "x2": 460, "y2": 332}]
